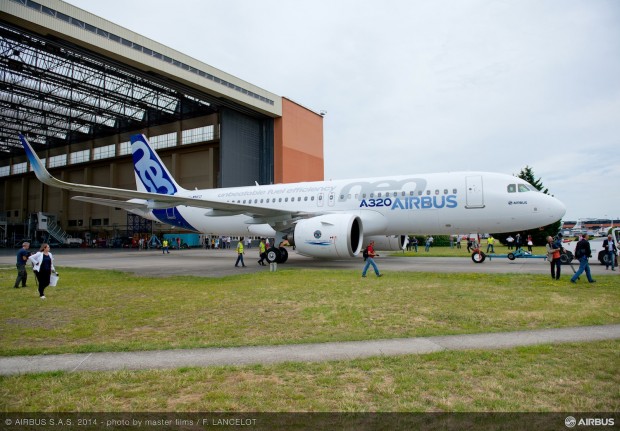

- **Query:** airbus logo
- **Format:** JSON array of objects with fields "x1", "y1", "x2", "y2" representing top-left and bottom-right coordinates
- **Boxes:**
[
  {"x1": 359, "y1": 195, "x2": 458, "y2": 210},
  {"x1": 509, "y1": 201, "x2": 528, "y2": 205},
  {"x1": 132, "y1": 140, "x2": 176, "y2": 195}
]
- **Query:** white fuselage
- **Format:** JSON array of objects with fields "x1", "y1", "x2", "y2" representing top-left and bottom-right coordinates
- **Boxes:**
[{"x1": 137, "y1": 171, "x2": 565, "y2": 237}]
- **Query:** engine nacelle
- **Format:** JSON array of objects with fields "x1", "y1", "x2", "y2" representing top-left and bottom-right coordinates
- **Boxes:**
[
  {"x1": 289, "y1": 214, "x2": 363, "y2": 258},
  {"x1": 365, "y1": 235, "x2": 408, "y2": 251}
]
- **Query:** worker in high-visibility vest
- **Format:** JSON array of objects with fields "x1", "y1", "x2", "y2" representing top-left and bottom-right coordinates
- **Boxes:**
[
  {"x1": 258, "y1": 238, "x2": 267, "y2": 266},
  {"x1": 486, "y1": 235, "x2": 495, "y2": 253},
  {"x1": 235, "y1": 237, "x2": 246, "y2": 267}
]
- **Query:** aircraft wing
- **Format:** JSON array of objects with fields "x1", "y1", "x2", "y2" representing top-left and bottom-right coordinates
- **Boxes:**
[
  {"x1": 20, "y1": 135, "x2": 293, "y2": 219},
  {"x1": 72, "y1": 196, "x2": 151, "y2": 212}
]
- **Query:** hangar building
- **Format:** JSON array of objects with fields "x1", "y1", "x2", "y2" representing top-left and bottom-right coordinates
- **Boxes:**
[{"x1": 0, "y1": 0, "x2": 324, "y2": 245}]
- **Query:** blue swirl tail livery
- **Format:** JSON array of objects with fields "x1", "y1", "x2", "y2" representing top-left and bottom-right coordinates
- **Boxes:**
[
  {"x1": 131, "y1": 134, "x2": 184, "y2": 195},
  {"x1": 18, "y1": 133, "x2": 566, "y2": 262}
]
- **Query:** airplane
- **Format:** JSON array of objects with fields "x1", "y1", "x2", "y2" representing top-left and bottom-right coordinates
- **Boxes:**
[{"x1": 19, "y1": 133, "x2": 566, "y2": 263}]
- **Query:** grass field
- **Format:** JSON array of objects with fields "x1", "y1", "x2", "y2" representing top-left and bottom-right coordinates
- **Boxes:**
[
  {"x1": 392, "y1": 244, "x2": 547, "y2": 257},
  {"x1": 1, "y1": 266, "x2": 618, "y2": 412}
]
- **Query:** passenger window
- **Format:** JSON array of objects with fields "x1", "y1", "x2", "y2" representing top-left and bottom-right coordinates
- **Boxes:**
[
  {"x1": 444, "y1": 189, "x2": 448, "y2": 195},
  {"x1": 507, "y1": 184, "x2": 516, "y2": 193},
  {"x1": 426, "y1": 190, "x2": 431, "y2": 195},
  {"x1": 378, "y1": 192, "x2": 382, "y2": 197},
  {"x1": 453, "y1": 189, "x2": 457, "y2": 194},
  {"x1": 304, "y1": 196, "x2": 308, "y2": 201}
]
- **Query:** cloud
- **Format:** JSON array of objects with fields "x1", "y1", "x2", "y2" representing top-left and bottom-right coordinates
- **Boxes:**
[{"x1": 66, "y1": 0, "x2": 620, "y2": 221}]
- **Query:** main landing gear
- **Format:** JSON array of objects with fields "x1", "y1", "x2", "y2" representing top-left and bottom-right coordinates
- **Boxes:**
[{"x1": 266, "y1": 247, "x2": 289, "y2": 264}]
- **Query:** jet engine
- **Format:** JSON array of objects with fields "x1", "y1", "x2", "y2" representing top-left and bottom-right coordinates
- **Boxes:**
[
  {"x1": 288, "y1": 214, "x2": 363, "y2": 259},
  {"x1": 365, "y1": 235, "x2": 408, "y2": 251}
]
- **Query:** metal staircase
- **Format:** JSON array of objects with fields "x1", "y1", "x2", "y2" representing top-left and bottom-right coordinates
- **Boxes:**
[{"x1": 45, "y1": 217, "x2": 69, "y2": 244}]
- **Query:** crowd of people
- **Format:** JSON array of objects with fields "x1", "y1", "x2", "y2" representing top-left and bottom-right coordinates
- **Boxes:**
[{"x1": 10, "y1": 230, "x2": 616, "y2": 299}]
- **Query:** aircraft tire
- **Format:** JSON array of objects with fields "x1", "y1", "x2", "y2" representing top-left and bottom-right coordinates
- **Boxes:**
[
  {"x1": 266, "y1": 247, "x2": 281, "y2": 264},
  {"x1": 599, "y1": 251, "x2": 617, "y2": 266},
  {"x1": 560, "y1": 251, "x2": 573, "y2": 264},
  {"x1": 507, "y1": 253, "x2": 516, "y2": 261},
  {"x1": 278, "y1": 247, "x2": 289, "y2": 263},
  {"x1": 471, "y1": 252, "x2": 486, "y2": 263}
]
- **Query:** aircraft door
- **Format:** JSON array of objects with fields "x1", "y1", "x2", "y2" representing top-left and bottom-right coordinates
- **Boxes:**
[
  {"x1": 166, "y1": 207, "x2": 177, "y2": 219},
  {"x1": 465, "y1": 175, "x2": 485, "y2": 208},
  {"x1": 328, "y1": 192, "x2": 335, "y2": 207}
]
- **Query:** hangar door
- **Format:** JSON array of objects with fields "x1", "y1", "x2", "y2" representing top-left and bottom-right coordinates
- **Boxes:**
[
  {"x1": 220, "y1": 108, "x2": 274, "y2": 187},
  {"x1": 465, "y1": 175, "x2": 485, "y2": 208}
]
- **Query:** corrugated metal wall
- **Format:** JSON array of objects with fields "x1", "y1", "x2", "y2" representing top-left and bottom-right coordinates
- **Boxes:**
[{"x1": 220, "y1": 108, "x2": 273, "y2": 187}]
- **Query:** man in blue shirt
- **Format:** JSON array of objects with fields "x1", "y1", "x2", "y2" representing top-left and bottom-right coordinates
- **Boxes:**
[{"x1": 14, "y1": 241, "x2": 31, "y2": 288}]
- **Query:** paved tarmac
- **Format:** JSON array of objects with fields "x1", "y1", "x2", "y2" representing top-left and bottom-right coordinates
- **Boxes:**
[
  {"x1": 1, "y1": 246, "x2": 618, "y2": 278},
  {"x1": 1, "y1": 247, "x2": 617, "y2": 375},
  {"x1": 1, "y1": 325, "x2": 619, "y2": 375}
]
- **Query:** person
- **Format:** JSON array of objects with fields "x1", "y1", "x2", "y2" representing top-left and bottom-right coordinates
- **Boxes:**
[
  {"x1": 506, "y1": 235, "x2": 514, "y2": 250},
  {"x1": 527, "y1": 234, "x2": 533, "y2": 252},
  {"x1": 425, "y1": 236, "x2": 433, "y2": 252},
  {"x1": 486, "y1": 235, "x2": 495, "y2": 253},
  {"x1": 162, "y1": 239, "x2": 170, "y2": 254},
  {"x1": 466, "y1": 237, "x2": 473, "y2": 253},
  {"x1": 362, "y1": 240, "x2": 383, "y2": 278},
  {"x1": 411, "y1": 237, "x2": 418, "y2": 252},
  {"x1": 28, "y1": 243, "x2": 56, "y2": 299},
  {"x1": 602, "y1": 234, "x2": 617, "y2": 271},
  {"x1": 545, "y1": 235, "x2": 561, "y2": 280},
  {"x1": 570, "y1": 234, "x2": 596, "y2": 284},
  {"x1": 257, "y1": 238, "x2": 267, "y2": 266},
  {"x1": 456, "y1": 235, "x2": 462, "y2": 249},
  {"x1": 235, "y1": 237, "x2": 246, "y2": 267},
  {"x1": 515, "y1": 233, "x2": 522, "y2": 251},
  {"x1": 13, "y1": 241, "x2": 31, "y2": 289}
]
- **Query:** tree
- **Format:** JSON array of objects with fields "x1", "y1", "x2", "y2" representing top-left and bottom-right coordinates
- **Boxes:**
[{"x1": 494, "y1": 166, "x2": 562, "y2": 246}]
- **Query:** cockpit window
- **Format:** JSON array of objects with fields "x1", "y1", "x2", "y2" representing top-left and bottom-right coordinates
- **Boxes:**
[
  {"x1": 518, "y1": 184, "x2": 531, "y2": 192},
  {"x1": 507, "y1": 184, "x2": 516, "y2": 193}
]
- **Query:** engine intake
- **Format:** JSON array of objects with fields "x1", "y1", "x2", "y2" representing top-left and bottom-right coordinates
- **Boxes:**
[{"x1": 289, "y1": 214, "x2": 363, "y2": 258}]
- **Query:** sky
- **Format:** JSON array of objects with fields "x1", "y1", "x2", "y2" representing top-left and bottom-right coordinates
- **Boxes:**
[{"x1": 65, "y1": 0, "x2": 620, "y2": 222}]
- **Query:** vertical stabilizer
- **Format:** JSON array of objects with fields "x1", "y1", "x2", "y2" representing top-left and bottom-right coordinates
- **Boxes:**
[{"x1": 130, "y1": 134, "x2": 185, "y2": 195}]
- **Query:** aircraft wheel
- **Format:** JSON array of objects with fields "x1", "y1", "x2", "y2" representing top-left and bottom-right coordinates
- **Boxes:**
[
  {"x1": 471, "y1": 252, "x2": 486, "y2": 263},
  {"x1": 266, "y1": 247, "x2": 281, "y2": 264},
  {"x1": 560, "y1": 251, "x2": 573, "y2": 264},
  {"x1": 278, "y1": 247, "x2": 289, "y2": 263},
  {"x1": 507, "y1": 253, "x2": 516, "y2": 261}
]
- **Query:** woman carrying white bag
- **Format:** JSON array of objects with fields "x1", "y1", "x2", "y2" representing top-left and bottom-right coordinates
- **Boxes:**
[{"x1": 28, "y1": 243, "x2": 58, "y2": 300}]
